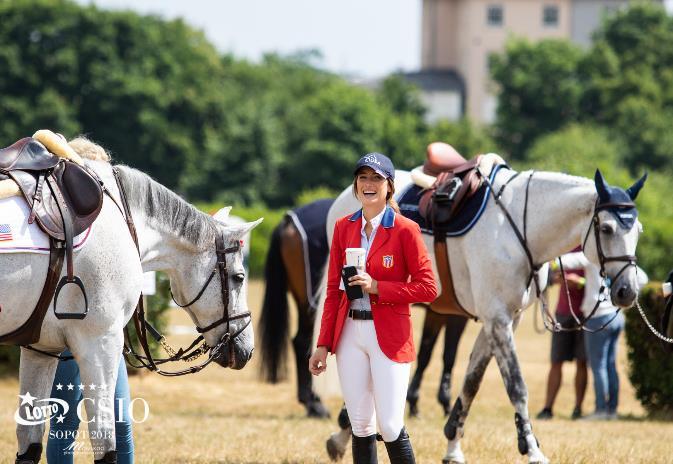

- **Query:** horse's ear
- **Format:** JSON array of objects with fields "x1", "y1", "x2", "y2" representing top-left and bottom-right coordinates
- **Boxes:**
[
  {"x1": 213, "y1": 206, "x2": 233, "y2": 223},
  {"x1": 226, "y1": 218, "x2": 263, "y2": 240},
  {"x1": 594, "y1": 169, "x2": 610, "y2": 203},
  {"x1": 626, "y1": 172, "x2": 648, "y2": 201}
]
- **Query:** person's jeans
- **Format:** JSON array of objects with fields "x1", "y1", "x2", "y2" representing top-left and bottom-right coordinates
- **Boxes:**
[
  {"x1": 583, "y1": 311, "x2": 624, "y2": 414},
  {"x1": 47, "y1": 351, "x2": 134, "y2": 463}
]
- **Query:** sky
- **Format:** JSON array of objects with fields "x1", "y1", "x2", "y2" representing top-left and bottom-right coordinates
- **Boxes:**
[
  {"x1": 75, "y1": 0, "x2": 422, "y2": 79},
  {"x1": 75, "y1": 0, "x2": 673, "y2": 79}
]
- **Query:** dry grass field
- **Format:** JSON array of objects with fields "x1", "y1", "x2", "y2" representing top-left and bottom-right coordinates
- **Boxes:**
[{"x1": 1, "y1": 280, "x2": 672, "y2": 463}]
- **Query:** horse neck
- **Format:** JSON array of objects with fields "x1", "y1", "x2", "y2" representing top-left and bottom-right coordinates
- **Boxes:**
[
  {"x1": 115, "y1": 167, "x2": 215, "y2": 273},
  {"x1": 511, "y1": 171, "x2": 596, "y2": 265}
]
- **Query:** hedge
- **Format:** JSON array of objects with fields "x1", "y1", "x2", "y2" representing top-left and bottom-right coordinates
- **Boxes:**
[{"x1": 625, "y1": 283, "x2": 673, "y2": 418}]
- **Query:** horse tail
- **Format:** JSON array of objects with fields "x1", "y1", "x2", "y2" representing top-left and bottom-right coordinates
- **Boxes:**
[{"x1": 259, "y1": 218, "x2": 290, "y2": 383}]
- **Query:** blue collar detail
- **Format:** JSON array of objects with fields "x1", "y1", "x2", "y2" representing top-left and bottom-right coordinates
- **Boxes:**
[{"x1": 348, "y1": 206, "x2": 395, "y2": 228}]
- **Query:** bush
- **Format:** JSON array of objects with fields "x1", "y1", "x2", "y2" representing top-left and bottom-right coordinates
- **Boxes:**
[{"x1": 624, "y1": 283, "x2": 673, "y2": 417}]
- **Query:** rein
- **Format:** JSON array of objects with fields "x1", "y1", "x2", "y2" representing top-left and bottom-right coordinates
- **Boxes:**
[{"x1": 479, "y1": 168, "x2": 635, "y2": 334}]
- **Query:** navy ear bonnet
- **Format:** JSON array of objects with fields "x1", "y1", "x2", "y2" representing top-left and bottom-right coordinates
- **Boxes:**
[{"x1": 594, "y1": 170, "x2": 647, "y2": 229}]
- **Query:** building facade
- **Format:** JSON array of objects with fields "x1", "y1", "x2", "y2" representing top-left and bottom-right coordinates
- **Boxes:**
[{"x1": 420, "y1": 0, "x2": 658, "y2": 123}]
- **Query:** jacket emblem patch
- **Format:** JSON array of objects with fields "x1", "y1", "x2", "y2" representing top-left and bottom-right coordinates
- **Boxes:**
[{"x1": 382, "y1": 255, "x2": 394, "y2": 268}]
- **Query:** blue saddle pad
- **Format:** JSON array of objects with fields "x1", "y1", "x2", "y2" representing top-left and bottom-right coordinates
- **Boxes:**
[{"x1": 398, "y1": 164, "x2": 507, "y2": 237}]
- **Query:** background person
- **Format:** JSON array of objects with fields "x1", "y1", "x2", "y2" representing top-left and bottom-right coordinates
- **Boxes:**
[
  {"x1": 47, "y1": 352, "x2": 134, "y2": 463},
  {"x1": 309, "y1": 153, "x2": 437, "y2": 464},
  {"x1": 537, "y1": 249, "x2": 588, "y2": 420}
]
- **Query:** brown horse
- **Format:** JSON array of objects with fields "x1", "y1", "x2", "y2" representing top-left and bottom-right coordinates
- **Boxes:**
[{"x1": 258, "y1": 199, "x2": 334, "y2": 418}]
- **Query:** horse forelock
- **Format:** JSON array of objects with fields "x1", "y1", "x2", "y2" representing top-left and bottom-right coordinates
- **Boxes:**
[
  {"x1": 114, "y1": 165, "x2": 218, "y2": 250},
  {"x1": 68, "y1": 136, "x2": 111, "y2": 162}
]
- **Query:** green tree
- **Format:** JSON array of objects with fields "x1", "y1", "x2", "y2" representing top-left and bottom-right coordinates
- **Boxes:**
[
  {"x1": 579, "y1": 3, "x2": 673, "y2": 171},
  {"x1": 427, "y1": 118, "x2": 501, "y2": 160},
  {"x1": 490, "y1": 38, "x2": 584, "y2": 159},
  {"x1": 0, "y1": 0, "x2": 231, "y2": 189}
]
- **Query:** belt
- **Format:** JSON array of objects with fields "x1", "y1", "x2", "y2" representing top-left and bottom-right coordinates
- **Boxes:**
[{"x1": 348, "y1": 309, "x2": 373, "y2": 320}]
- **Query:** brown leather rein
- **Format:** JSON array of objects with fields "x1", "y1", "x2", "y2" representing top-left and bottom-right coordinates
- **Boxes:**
[{"x1": 479, "y1": 168, "x2": 638, "y2": 333}]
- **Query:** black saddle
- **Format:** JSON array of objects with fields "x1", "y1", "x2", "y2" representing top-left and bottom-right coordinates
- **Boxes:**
[{"x1": 0, "y1": 137, "x2": 104, "y2": 345}]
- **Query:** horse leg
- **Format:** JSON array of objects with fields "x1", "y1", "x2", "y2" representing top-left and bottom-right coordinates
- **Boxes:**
[
  {"x1": 488, "y1": 316, "x2": 548, "y2": 464},
  {"x1": 294, "y1": 302, "x2": 329, "y2": 418},
  {"x1": 442, "y1": 327, "x2": 492, "y2": 464},
  {"x1": 16, "y1": 348, "x2": 60, "y2": 464},
  {"x1": 71, "y1": 341, "x2": 121, "y2": 463},
  {"x1": 326, "y1": 404, "x2": 352, "y2": 462},
  {"x1": 437, "y1": 315, "x2": 468, "y2": 416},
  {"x1": 407, "y1": 306, "x2": 444, "y2": 418}
]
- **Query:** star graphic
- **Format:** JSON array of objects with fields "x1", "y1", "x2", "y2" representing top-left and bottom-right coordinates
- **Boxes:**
[
  {"x1": 67, "y1": 383, "x2": 74, "y2": 391},
  {"x1": 56, "y1": 415, "x2": 65, "y2": 424},
  {"x1": 89, "y1": 383, "x2": 96, "y2": 391},
  {"x1": 56, "y1": 383, "x2": 63, "y2": 391},
  {"x1": 18, "y1": 392, "x2": 36, "y2": 406},
  {"x1": 78, "y1": 384, "x2": 85, "y2": 391}
]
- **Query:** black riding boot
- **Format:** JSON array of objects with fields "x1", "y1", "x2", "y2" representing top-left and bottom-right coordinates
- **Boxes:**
[
  {"x1": 384, "y1": 428, "x2": 416, "y2": 464},
  {"x1": 15, "y1": 443, "x2": 42, "y2": 464},
  {"x1": 352, "y1": 433, "x2": 378, "y2": 464}
]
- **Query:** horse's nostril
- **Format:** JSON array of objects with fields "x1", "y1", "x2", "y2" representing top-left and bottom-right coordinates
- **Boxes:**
[{"x1": 617, "y1": 287, "x2": 626, "y2": 299}]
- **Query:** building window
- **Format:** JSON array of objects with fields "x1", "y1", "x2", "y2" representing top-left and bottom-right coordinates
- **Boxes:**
[
  {"x1": 487, "y1": 5, "x2": 503, "y2": 27},
  {"x1": 543, "y1": 5, "x2": 559, "y2": 27}
]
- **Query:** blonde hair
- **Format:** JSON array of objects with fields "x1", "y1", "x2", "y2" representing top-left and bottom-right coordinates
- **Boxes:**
[
  {"x1": 68, "y1": 136, "x2": 111, "y2": 162},
  {"x1": 351, "y1": 173, "x2": 400, "y2": 214}
]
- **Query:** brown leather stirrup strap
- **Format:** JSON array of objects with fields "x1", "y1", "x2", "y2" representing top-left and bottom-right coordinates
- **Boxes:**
[
  {"x1": 0, "y1": 238, "x2": 65, "y2": 345},
  {"x1": 431, "y1": 239, "x2": 477, "y2": 320}
]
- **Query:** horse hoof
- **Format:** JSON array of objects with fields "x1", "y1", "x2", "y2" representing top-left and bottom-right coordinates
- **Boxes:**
[
  {"x1": 306, "y1": 401, "x2": 331, "y2": 419},
  {"x1": 408, "y1": 402, "x2": 419, "y2": 418},
  {"x1": 326, "y1": 436, "x2": 346, "y2": 461},
  {"x1": 442, "y1": 459, "x2": 466, "y2": 464}
]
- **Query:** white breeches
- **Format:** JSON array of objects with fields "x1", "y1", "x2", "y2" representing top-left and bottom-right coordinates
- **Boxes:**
[{"x1": 336, "y1": 317, "x2": 411, "y2": 442}]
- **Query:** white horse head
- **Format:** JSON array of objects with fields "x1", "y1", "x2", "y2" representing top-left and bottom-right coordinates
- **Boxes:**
[{"x1": 582, "y1": 169, "x2": 647, "y2": 308}]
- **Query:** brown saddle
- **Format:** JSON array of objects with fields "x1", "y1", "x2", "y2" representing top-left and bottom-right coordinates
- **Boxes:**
[
  {"x1": 0, "y1": 137, "x2": 104, "y2": 345},
  {"x1": 419, "y1": 143, "x2": 484, "y2": 228},
  {"x1": 419, "y1": 142, "x2": 485, "y2": 320}
]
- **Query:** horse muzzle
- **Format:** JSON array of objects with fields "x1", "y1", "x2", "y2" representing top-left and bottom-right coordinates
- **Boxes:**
[
  {"x1": 610, "y1": 278, "x2": 638, "y2": 308},
  {"x1": 212, "y1": 335, "x2": 254, "y2": 370}
]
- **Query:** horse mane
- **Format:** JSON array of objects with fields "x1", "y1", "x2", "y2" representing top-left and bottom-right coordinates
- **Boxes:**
[
  {"x1": 113, "y1": 165, "x2": 218, "y2": 250},
  {"x1": 68, "y1": 136, "x2": 111, "y2": 162}
]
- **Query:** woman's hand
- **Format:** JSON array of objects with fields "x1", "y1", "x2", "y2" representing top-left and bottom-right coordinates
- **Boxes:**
[
  {"x1": 309, "y1": 346, "x2": 328, "y2": 376},
  {"x1": 348, "y1": 272, "x2": 378, "y2": 294}
]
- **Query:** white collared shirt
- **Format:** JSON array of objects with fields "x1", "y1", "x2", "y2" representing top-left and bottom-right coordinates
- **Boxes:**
[{"x1": 349, "y1": 207, "x2": 386, "y2": 312}]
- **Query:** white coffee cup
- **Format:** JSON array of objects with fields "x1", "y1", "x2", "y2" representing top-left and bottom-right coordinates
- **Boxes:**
[{"x1": 345, "y1": 248, "x2": 366, "y2": 272}]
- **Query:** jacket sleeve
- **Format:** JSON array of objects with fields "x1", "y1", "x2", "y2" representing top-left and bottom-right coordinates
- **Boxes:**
[
  {"x1": 316, "y1": 219, "x2": 344, "y2": 351},
  {"x1": 377, "y1": 222, "x2": 438, "y2": 304}
]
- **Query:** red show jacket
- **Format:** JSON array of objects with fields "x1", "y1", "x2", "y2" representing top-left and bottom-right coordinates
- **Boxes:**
[{"x1": 317, "y1": 207, "x2": 438, "y2": 363}]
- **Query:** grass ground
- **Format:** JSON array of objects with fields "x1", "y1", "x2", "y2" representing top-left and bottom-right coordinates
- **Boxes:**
[{"x1": 0, "y1": 280, "x2": 671, "y2": 463}]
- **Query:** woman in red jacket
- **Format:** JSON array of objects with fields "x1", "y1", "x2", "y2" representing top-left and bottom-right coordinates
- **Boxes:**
[{"x1": 309, "y1": 153, "x2": 437, "y2": 464}]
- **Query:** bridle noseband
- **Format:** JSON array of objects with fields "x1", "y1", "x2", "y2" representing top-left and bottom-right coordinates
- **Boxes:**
[{"x1": 582, "y1": 201, "x2": 638, "y2": 283}]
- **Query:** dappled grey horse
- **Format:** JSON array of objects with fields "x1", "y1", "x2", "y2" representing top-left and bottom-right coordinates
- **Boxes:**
[
  {"x1": 0, "y1": 138, "x2": 261, "y2": 463},
  {"x1": 322, "y1": 165, "x2": 645, "y2": 463}
]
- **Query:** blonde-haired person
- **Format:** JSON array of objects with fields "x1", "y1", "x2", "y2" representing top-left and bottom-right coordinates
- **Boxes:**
[{"x1": 309, "y1": 153, "x2": 437, "y2": 464}]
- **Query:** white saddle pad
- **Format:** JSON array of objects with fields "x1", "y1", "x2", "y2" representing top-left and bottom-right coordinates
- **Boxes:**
[{"x1": 0, "y1": 196, "x2": 91, "y2": 254}]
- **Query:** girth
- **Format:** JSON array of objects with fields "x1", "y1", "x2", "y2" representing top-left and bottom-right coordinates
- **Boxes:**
[{"x1": 0, "y1": 137, "x2": 103, "y2": 345}]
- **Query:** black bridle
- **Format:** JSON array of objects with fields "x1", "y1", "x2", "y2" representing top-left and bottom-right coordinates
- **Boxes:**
[{"x1": 480, "y1": 168, "x2": 638, "y2": 333}]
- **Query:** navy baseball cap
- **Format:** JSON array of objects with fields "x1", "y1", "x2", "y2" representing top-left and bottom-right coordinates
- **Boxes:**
[{"x1": 354, "y1": 152, "x2": 395, "y2": 180}]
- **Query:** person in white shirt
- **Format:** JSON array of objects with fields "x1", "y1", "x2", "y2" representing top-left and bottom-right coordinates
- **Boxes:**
[{"x1": 560, "y1": 251, "x2": 648, "y2": 420}]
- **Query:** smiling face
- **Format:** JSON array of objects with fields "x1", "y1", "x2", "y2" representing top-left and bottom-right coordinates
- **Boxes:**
[{"x1": 354, "y1": 167, "x2": 390, "y2": 211}]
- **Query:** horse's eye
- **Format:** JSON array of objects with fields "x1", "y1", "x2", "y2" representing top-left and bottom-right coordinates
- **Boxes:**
[
  {"x1": 600, "y1": 224, "x2": 614, "y2": 235},
  {"x1": 233, "y1": 272, "x2": 245, "y2": 283}
]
